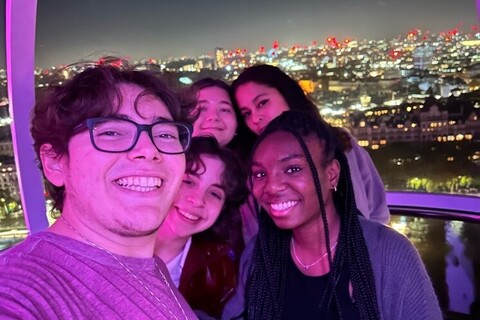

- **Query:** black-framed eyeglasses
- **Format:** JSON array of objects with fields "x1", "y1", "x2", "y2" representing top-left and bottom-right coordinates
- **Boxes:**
[{"x1": 77, "y1": 117, "x2": 192, "y2": 154}]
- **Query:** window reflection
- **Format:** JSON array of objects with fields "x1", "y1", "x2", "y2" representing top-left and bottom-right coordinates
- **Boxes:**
[{"x1": 389, "y1": 214, "x2": 480, "y2": 318}]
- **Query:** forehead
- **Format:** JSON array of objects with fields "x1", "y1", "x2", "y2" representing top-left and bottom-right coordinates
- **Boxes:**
[
  {"x1": 193, "y1": 155, "x2": 225, "y2": 182},
  {"x1": 198, "y1": 86, "x2": 230, "y2": 101},
  {"x1": 116, "y1": 83, "x2": 173, "y2": 121},
  {"x1": 253, "y1": 131, "x2": 323, "y2": 164},
  {"x1": 236, "y1": 82, "x2": 275, "y2": 99}
]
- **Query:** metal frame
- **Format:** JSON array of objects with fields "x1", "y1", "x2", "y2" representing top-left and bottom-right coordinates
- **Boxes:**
[
  {"x1": 387, "y1": 191, "x2": 480, "y2": 222},
  {"x1": 6, "y1": 0, "x2": 48, "y2": 233}
]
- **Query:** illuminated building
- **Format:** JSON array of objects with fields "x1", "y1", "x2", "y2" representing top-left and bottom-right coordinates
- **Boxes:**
[
  {"x1": 413, "y1": 45, "x2": 434, "y2": 70},
  {"x1": 350, "y1": 98, "x2": 480, "y2": 148},
  {"x1": 214, "y1": 47, "x2": 225, "y2": 70}
]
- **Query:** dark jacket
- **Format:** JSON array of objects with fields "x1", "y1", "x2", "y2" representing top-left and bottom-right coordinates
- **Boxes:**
[{"x1": 179, "y1": 239, "x2": 240, "y2": 318}]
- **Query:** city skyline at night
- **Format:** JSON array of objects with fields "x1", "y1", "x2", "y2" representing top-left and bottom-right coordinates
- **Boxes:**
[{"x1": 0, "y1": 0, "x2": 479, "y2": 68}]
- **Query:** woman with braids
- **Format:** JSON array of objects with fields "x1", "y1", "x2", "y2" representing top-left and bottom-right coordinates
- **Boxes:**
[
  {"x1": 231, "y1": 65, "x2": 389, "y2": 241},
  {"x1": 222, "y1": 111, "x2": 441, "y2": 320},
  {"x1": 155, "y1": 136, "x2": 249, "y2": 318}
]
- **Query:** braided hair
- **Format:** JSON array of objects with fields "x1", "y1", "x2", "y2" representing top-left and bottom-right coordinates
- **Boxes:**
[{"x1": 243, "y1": 110, "x2": 380, "y2": 320}]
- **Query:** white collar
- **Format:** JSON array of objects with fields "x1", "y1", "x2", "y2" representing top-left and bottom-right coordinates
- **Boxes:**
[{"x1": 165, "y1": 237, "x2": 192, "y2": 288}]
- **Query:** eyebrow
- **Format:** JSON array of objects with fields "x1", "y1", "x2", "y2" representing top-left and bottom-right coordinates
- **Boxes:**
[
  {"x1": 252, "y1": 93, "x2": 268, "y2": 104},
  {"x1": 197, "y1": 99, "x2": 232, "y2": 106},
  {"x1": 239, "y1": 93, "x2": 268, "y2": 111},
  {"x1": 186, "y1": 172, "x2": 226, "y2": 190},
  {"x1": 113, "y1": 114, "x2": 173, "y2": 122},
  {"x1": 211, "y1": 183, "x2": 226, "y2": 191},
  {"x1": 251, "y1": 153, "x2": 304, "y2": 167}
]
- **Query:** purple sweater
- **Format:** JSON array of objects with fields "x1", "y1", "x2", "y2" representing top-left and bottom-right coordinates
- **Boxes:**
[{"x1": 0, "y1": 231, "x2": 198, "y2": 319}]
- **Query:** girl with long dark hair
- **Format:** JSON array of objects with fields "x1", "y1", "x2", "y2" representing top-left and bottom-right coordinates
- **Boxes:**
[{"x1": 222, "y1": 111, "x2": 441, "y2": 320}]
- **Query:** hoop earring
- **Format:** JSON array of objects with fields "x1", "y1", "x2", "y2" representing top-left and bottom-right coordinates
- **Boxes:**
[{"x1": 333, "y1": 186, "x2": 337, "y2": 192}]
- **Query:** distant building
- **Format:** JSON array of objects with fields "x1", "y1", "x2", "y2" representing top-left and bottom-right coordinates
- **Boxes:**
[
  {"x1": 350, "y1": 97, "x2": 480, "y2": 148},
  {"x1": 413, "y1": 45, "x2": 434, "y2": 70},
  {"x1": 0, "y1": 164, "x2": 19, "y2": 201},
  {"x1": 0, "y1": 141, "x2": 14, "y2": 157},
  {"x1": 214, "y1": 47, "x2": 225, "y2": 70}
]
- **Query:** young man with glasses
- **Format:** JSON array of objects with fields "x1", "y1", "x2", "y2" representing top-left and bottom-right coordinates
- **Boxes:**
[{"x1": 0, "y1": 62, "x2": 197, "y2": 319}]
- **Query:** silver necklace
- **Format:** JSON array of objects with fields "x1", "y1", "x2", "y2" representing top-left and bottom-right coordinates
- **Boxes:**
[
  {"x1": 60, "y1": 216, "x2": 189, "y2": 320},
  {"x1": 291, "y1": 237, "x2": 338, "y2": 270}
]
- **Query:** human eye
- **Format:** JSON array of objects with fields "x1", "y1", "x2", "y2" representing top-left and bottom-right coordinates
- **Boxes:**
[
  {"x1": 93, "y1": 120, "x2": 130, "y2": 139},
  {"x1": 241, "y1": 110, "x2": 251, "y2": 119},
  {"x1": 157, "y1": 132, "x2": 178, "y2": 140},
  {"x1": 257, "y1": 99, "x2": 269, "y2": 108},
  {"x1": 220, "y1": 107, "x2": 232, "y2": 113},
  {"x1": 286, "y1": 166, "x2": 302, "y2": 174},
  {"x1": 182, "y1": 179, "x2": 194, "y2": 186},
  {"x1": 153, "y1": 124, "x2": 180, "y2": 141},
  {"x1": 251, "y1": 170, "x2": 266, "y2": 179},
  {"x1": 196, "y1": 103, "x2": 208, "y2": 113},
  {"x1": 97, "y1": 129, "x2": 120, "y2": 137},
  {"x1": 182, "y1": 174, "x2": 195, "y2": 186},
  {"x1": 210, "y1": 188, "x2": 225, "y2": 201}
]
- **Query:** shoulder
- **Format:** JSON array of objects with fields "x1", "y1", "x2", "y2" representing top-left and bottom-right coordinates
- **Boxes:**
[
  {"x1": 359, "y1": 217, "x2": 431, "y2": 291},
  {"x1": 0, "y1": 234, "x2": 64, "y2": 316},
  {"x1": 359, "y1": 217, "x2": 442, "y2": 318},
  {"x1": 0, "y1": 231, "x2": 72, "y2": 277},
  {"x1": 0, "y1": 232, "x2": 51, "y2": 267},
  {"x1": 358, "y1": 217, "x2": 424, "y2": 272},
  {"x1": 359, "y1": 217, "x2": 415, "y2": 254}
]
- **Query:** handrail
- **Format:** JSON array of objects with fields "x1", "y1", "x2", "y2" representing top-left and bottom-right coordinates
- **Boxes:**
[{"x1": 386, "y1": 191, "x2": 480, "y2": 222}]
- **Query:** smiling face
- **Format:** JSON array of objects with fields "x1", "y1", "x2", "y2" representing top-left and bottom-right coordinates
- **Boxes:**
[
  {"x1": 250, "y1": 131, "x2": 339, "y2": 231},
  {"x1": 161, "y1": 155, "x2": 226, "y2": 238},
  {"x1": 193, "y1": 86, "x2": 237, "y2": 147},
  {"x1": 235, "y1": 82, "x2": 290, "y2": 135},
  {"x1": 46, "y1": 84, "x2": 186, "y2": 239}
]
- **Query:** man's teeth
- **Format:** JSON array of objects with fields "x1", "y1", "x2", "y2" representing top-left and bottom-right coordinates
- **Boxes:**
[
  {"x1": 271, "y1": 201, "x2": 298, "y2": 211},
  {"x1": 178, "y1": 209, "x2": 200, "y2": 221},
  {"x1": 115, "y1": 177, "x2": 162, "y2": 192}
]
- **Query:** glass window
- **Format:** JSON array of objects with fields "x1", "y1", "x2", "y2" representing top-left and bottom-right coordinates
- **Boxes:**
[
  {"x1": 33, "y1": 0, "x2": 479, "y2": 196},
  {"x1": 0, "y1": 2, "x2": 478, "y2": 319},
  {"x1": 390, "y1": 212, "x2": 480, "y2": 318}
]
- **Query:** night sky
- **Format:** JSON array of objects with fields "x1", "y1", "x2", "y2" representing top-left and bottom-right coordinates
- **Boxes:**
[{"x1": 1, "y1": 0, "x2": 479, "y2": 68}]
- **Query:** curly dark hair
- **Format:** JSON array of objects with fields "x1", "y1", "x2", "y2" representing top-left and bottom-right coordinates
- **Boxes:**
[
  {"x1": 31, "y1": 58, "x2": 195, "y2": 212},
  {"x1": 185, "y1": 136, "x2": 249, "y2": 254},
  {"x1": 243, "y1": 110, "x2": 380, "y2": 320}
]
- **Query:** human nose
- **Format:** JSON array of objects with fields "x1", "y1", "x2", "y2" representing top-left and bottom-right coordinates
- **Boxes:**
[
  {"x1": 127, "y1": 131, "x2": 162, "y2": 161},
  {"x1": 186, "y1": 192, "x2": 205, "y2": 207},
  {"x1": 205, "y1": 110, "x2": 220, "y2": 122},
  {"x1": 251, "y1": 111, "x2": 263, "y2": 125},
  {"x1": 263, "y1": 174, "x2": 287, "y2": 195}
]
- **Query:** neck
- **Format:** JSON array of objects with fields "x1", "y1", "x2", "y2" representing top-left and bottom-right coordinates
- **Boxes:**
[
  {"x1": 290, "y1": 209, "x2": 341, "y2": 275},
  {"x1": 154, "y1": 223, "x2": 190, "y2": 263},
  {"x1": 50, "y1": 213, "x2": 157, "y2": 258},
  {"x1": 292, "y1": 208, "x2": 341, "y2": 250}
]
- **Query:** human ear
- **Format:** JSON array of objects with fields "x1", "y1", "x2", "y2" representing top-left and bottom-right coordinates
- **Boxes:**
[
  {"x1": 327, "y1": 159, "x2": 340, "y2": 189},
  {"x1": 40, "y1": 144, "x2": 66, "y2": 187}
]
